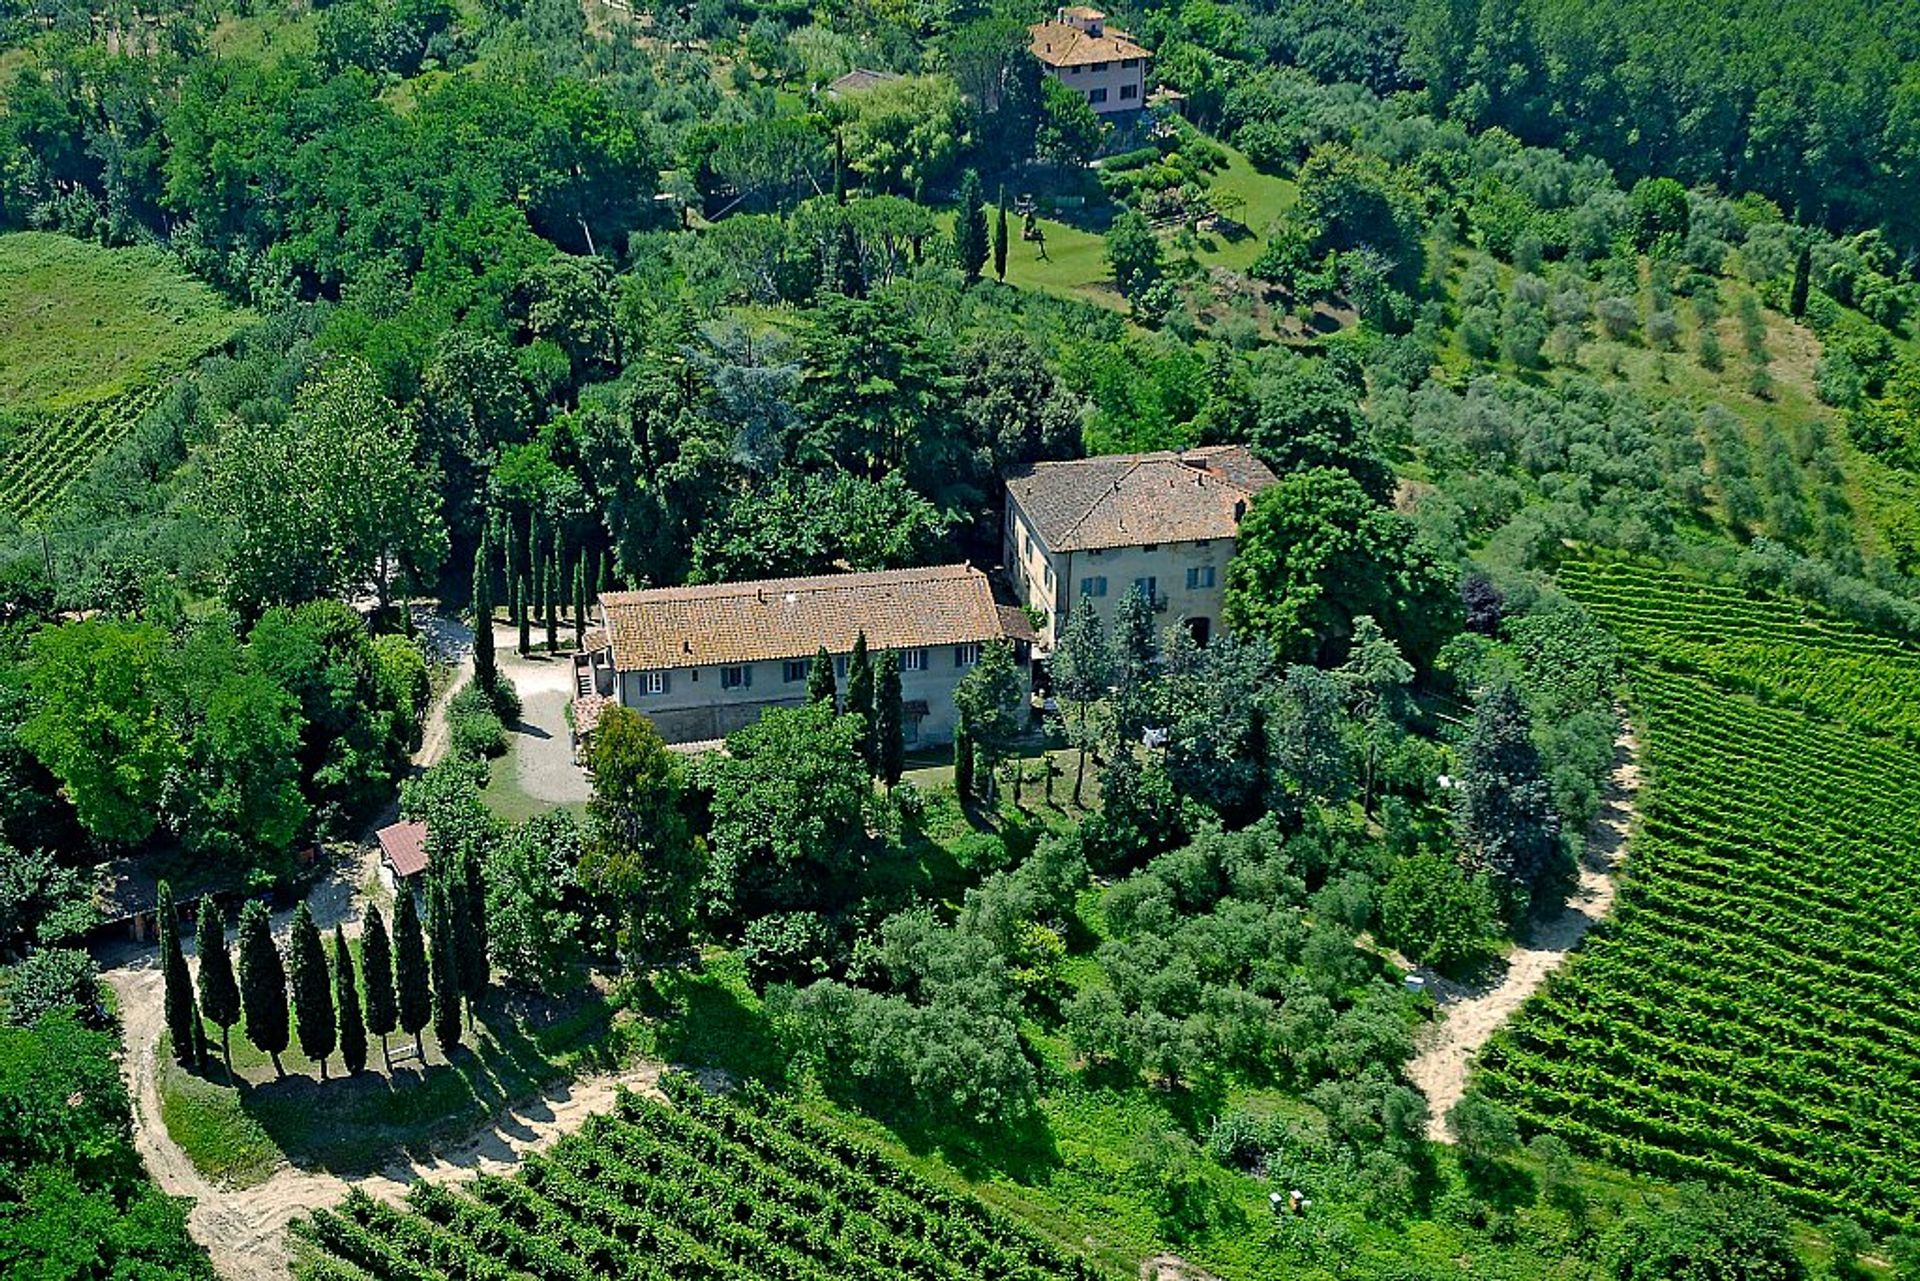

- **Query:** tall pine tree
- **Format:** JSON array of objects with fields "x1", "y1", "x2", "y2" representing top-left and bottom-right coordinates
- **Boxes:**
[
  {"x1": 158, "y1": 881, "x2": 200, "y2": 1068},
  {"x1": 194, "y1": 897, "x2": 240, "y2": 1076},
  {"x1": 333, "y1": 925, "x2": 367, "y2": 1076},
  {"x1": 875, "y1": 650, "x2": 904, "y2": 788},
  {"x1": 473, "y1": 524, "x2": 497, "y2": 698},
  {"x1": 360, "y1": 904, "x2": 398, "y2": 1071},
  {"x1": 428, "y1": 882, "x2": 464, "y2": 1056},
  {"x1": 287, "y1": 903, "x2": 335, "y2": 1080},
  {"x1": 392, "y1": 887, "x2": 432, "y2": 1059},
  {"x1": 807, "y1": 646, "x2": 837, "y2": 708},
  {"x1": 846, "y1": 631, "x2": 875, "y2": 770},
  {"x1": 955, "y1": 169, "x2": 988, "y2": 285},
  {"x1": 237, "y1": 900, "x2": 290, "y2": 1077},
  {"x1": 994, "y1": 188, "x2": 1010, "y2": 282}
]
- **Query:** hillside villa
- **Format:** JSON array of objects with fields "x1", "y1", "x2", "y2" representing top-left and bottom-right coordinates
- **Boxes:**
[
  {"x1": 574, "y1": 564, "x2": 1022, "y2": 747},
  {"x1": 1029, "y1": 7, "x2": 1152, "y2": 117},
  {"x1": 1004, "y1": 445, "x2": 1277, "y2": 650}
]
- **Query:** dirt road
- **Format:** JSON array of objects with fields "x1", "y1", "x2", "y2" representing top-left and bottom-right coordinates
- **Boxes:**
[
  {"x1": 1406, "y1": 724, "x2": 1640, "y2": 1139},
  {"x1": 111, "y1": 961, "x2": 665, "y2": 1281},
  {"x1": 102, "y1": 610, "x2": 650, "y2": 1280}
]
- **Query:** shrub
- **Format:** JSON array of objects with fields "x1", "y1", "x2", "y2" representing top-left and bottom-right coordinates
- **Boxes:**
[{"x1": 448, "y1": 684, "x2": 507, "y2": 759}]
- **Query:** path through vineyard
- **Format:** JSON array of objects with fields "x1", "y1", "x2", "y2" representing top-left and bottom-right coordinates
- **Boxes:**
[
  {"x1": 110, "y1": 962, "x2": 668, "y2": 1281},
  {"x1": 1407, "y1": 724, "x2": 1640, "y2": 1139}
]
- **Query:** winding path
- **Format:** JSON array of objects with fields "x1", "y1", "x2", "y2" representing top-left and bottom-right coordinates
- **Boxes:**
[
  {"x1": 110, "y1": 962, "x2": 666, "y2": 1281},
  {"x1": 1406, "y1": 724, "x2": 1641, "y2": 1139},
  {"x1": 102, "y1": 612, "x2": 663, "y2": 1281}
]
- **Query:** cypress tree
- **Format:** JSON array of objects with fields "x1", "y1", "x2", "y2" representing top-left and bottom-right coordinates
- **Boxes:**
[
  {"x1": 333, "y1": 925, "x2": 367, "y2": 1076},
  {"x1": 994, "y1": 188, "x2": 1009, "y2": 282},
  {"x1": 953, "y1": 724, "x2": 974, "y2": 800},
  {"x1": 237, "y1": 900, "x2": 290, "y2": 1077},
  {"x1": 194, "y1": 897, "x2": 240, "y2": 1076},
  {"x1": 807, "y1": 645, "x2": 837, "y2": 709},
  {"x1": 955, "y1": 169, "x2": 988, "y2": 285},
  {"x1": 158, "y1": 881, "x2": 200, "y2": 1069},
  {"x1": 516, "y1": 572, "x2": 531, "y2": 656},
  {"x1": 544, "y1": 548, "x2": 559, "y2": 652},
  {"x1": 429, "y1": 883, "x2": 464, "y2": 1056},
  {"x1": 573, "y1": 557, "x2": 589, "y2": 645},
  {"x1": 473, "y1": 525, "x2": 497, "y2": 697},
  {"x1": 599, "y1": 551, "x2": 613, "y2": 594},
  {"x1": 360, "y1": 904, "x2": 398, "y2": 1071},
  {"x1": 875, "y1": 650, "x2": 904, "y2": 788},
  {"x1": 392, "y1": 887, "x2": 432, "y2": 1060},
  {"x1": 456, "y1": 849, "x2": 489, "y2": 1027},
  {"x1": 287, "y1": 903, "x2": 335, "y2": 1080},
  {"x1": 846, "y1": 631, "x2": 875, "y2": 769},
  {"x1": 1790, "y1": 244, "x2": 1812, "y2": 319}
]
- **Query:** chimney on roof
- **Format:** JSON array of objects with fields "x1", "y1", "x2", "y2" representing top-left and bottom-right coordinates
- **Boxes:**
[{"x1": 1233, "y1": 499, "x2": 1247, "y2": 521}]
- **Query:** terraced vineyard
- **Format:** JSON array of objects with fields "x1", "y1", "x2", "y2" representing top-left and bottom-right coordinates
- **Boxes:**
[
  {"x1": 1555, "y1": 558, "x2": 1920, "y2": 742},
  {"x1": 292, "y1": 1078, "x2": 1107, "y2": 1281},
  {"x1": 0, "y1": 383, "x2": 169, "y2": 518},
  {"x1": 1478, "y1": 561, "x2": 1920, "y2": 1227}
]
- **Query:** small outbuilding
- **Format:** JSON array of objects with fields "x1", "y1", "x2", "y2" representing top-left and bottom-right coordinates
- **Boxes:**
[{"x1": 374, "y1": 820, "x2": 430, "y2": 894}]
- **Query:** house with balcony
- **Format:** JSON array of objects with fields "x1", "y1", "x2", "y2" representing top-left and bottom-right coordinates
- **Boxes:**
[
  {"x1": 1004, "y1": 445, "x2": 1278, "y2": 650},
  {"x1": 575, "y1": 564, "x2": 1023, "y2": 747},
  {"x1": 1029, "y1": 6, "x2": 1151, "y2": 117}
]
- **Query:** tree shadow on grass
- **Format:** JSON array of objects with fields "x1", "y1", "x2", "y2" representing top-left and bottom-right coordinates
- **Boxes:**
[
  {"x1": 636, "y1": 961, "x2": 788, "y2": 1089},
  {"x1": 841, "y1": 1093, "x2": 1065, "y2": 1187}
]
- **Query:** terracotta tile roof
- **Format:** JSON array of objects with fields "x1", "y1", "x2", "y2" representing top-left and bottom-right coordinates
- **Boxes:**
[
  {"x1": 827, "y1": 68, "x2": 900, "y2": 95},
  {"x1": 1029, "y1": 18, "x2": 1151, "y2": 66},
  {"x1": 1006, "y1": 446, "x2": 1277, "y2": 553},
  {"x1": 601, "y1": 565, "x2": 1006, "y2": 672},
  {"x1": 375, "y1": 820, "x2": 429, "y2": 879},
  {"x1": 572, "y1": 692, "x2": 611, "y2": 740},
  {"x1": 579, "y1": 625, "x2": 608, "y2": 654}
]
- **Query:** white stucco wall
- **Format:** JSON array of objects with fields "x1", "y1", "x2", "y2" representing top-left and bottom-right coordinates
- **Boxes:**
[
  {"x1": 614, "y1": 647, "x2": 985, "y2": 745},
  {"x1": 1004, "y1": 494, "x2": 1231, "y2": 649},
  {"x1": 1044, "y1": 58, "x2": 1147, "y2": 114}
]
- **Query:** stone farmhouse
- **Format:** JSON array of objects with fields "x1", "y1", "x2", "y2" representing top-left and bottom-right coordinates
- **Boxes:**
[
  {"x1": 1029, "y1": 7, "x2": 1152, "y2": 117},
  {"x1": 574, "y1": 564, "x2": 1019, "y2": 747},
  {"x1": 1003, "y1": 445, "x2": 1277, "y2": 650}
]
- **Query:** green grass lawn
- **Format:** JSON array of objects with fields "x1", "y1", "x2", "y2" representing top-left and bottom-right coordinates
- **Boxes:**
[
  {"x1": 994, "y1": 141, "x2": 1294, "y2": 309},
  {"x1": 0, "y1": 232, "x2": 242, "y2": 413}
]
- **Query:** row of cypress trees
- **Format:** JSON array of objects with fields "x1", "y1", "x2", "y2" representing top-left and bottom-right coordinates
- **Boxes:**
[
  {"x1": 803, "y1": 630, "x2": 905, "y2": 787},
  {"x1": 475, "y1": 513, "x2": 601, "y2": 666},
  {"x1": 159, "y1": 869, "x2": 484, "y2": 1081}
]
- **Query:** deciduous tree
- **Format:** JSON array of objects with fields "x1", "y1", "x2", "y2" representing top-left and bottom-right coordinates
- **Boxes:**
[{"x1": 580, "y1": 708, "x2": 699, "y2": 963}]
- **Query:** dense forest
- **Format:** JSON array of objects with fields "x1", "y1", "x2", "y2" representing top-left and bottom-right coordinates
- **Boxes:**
[{"x1": 5, "y1": 0, "x2": 1920, "y2": 1274}]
